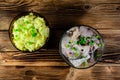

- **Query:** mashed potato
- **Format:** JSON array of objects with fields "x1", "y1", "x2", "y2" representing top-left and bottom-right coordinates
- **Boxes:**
[{"x1": 12, "y1": 13, "x2": 49, "y2": 52}]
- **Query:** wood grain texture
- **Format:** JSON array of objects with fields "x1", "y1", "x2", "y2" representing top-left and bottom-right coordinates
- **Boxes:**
[
  {"x1": 0, "y1": 30, "x2": 120, "y2": 51},
  {"x1": 0, "y1": 0, "x2": 120, "y2": 80},
  {"x1": 0, "y1": 66, "x2": 120, "y2": 80},
  {"x1": 0, "y1": 0, "x2": 120, "y2": 30},
  {"x1": 0, "y1": 66, "x2": 69, "y2": 80},
  {"x1": 0, "y1": 29, "x2": 119, "y2": 65}
]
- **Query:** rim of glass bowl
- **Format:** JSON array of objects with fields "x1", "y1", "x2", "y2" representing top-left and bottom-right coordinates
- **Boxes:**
[{"x1": 59, "y1": 25, "x2": 104, "y2": 69}]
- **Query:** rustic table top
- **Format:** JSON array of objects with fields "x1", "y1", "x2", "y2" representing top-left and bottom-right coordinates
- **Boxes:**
[{"x1": 0, "y1": 0, "x2": 120, "y2": 80}]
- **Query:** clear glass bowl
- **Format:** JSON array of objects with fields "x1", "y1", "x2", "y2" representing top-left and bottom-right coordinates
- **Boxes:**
[{"x1": 59, "y1": 25, "x2": 104, "y2": 69}]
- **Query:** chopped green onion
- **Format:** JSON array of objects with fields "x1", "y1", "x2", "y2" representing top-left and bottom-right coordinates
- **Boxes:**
[
  {"x1": 82, "y1": 62, "x2": 87, "y2": 67},
  {"x1": 69, "y1": 40, "x2": 72, "y2": 44},
  {"x1": 14, "y1": 29, "x2": 19, "y2": 32},
  {"x1": 89, "y1": 40, "x2": 95, "y2": 46},
  {"x1": 95, "y1": 35, "x2": 100, "y2": 39},
  {"x1": 98, "y1": 44, "x2": 102, "y2": 47},
  {"x1": 30, "y1": 28, "x2": 37, "y2": 37},
  {"x1": 89, "y1": 41, "x2": 93, "y2": 46},
  {"x1": 71, "y1": 47, "x2": 77, "y2": 51},
  {"x1": 94, "y1": 52, "x2": 100, "y2": 59},
  {"x1": 78, "y1": 36, "x2": 87, "y2": 45},
  {"x1": 14, "y1": 35, "x2": 19, "y2": 40},
  {"x1": 75, "y1": 51, "x2": 79, "y2": 58},
  {"x1": 82, "y1": 55, "x2": 87, "y2": 58},
  {"x1": 87, "y1": 36, "x2": 95, "y2": 46},
  {"x1": 66, "y1": 44, "x2": 70, "y2": 48},
  {"x1": 87, "y1": 37, "x2": 92, "y2": 39},
  {"x1": 28, "y1": 42, "x2": 34, "y2": 45},
  {"x1": 32, "y1": 32, "x2": 37, "y2": 37},
  {"x1": 23, "y1": 27, "x2": 28, "y2": 30},
  {"x1": 76, "y1": 41, "x2": 79, "y2": 45},
  {"x1": 25, "y1": 21, "x2": 29, "y2": 24}
]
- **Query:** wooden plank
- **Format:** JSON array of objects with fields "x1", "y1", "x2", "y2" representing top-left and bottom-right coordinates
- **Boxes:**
[
  {"x1": 0, "y1": 30, "x2": 119, "y2": 52},
  {"x1": 0, "y1": 29, "x2": 119, "y2": 66},
  {"x1": 53, "y1": 0, "x2": 120, "y2": 4},
  {"x1": 0, "y1": 51, "x2": 119, "y2": 66},
  {"x1": 0, "y1": 13, "x2": 120, "y2": 30},
  {"x1": 0, "y1": 66, "x2": 119, "y2": 80},
  {"x1": 0, "y1": 66, "x2": 69, "y2": 80},
  {"x1": 0, "y1": 60, "x2": 120, "y2": 66},
  {"x1": 0, "y1": 2, "x2": 119, "y2": 30},
  {"x1": 66, "y1": 66, "x2": 120, "y2": 80},
  {"x1": 0, "y1": 0, "x2": 120, "y2": 10},
  {"x1": 0, "y1": 51, "x2": 66, "y2": 66}
]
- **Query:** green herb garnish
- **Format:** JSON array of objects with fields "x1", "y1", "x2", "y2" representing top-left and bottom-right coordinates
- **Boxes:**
[
  {"x1": 76, "y1": 41, "x2": 79, "y2": 45},
  {"x1": 66, "y1": 44, "x2": 70, "y2": 48},
  {"x1": 28, "y1": 42, "x2": 34, "y2": 45},
  {"x1": 14, "y1": 35, "x2": 19, "y2": 40},
  {"x1": 98, "y1": 44, "x2": 102, "y2": 47},
  {"x1": 95, "y1": 35, "x2": 100, "y2": 39},
  {"x1": 25, "y1": 20, "x2": 30, "y2": 24},
  {"x1": 69, "y1": 40, "x2": 72, "y2": 44},
  {"x1": 30, "y1": 28, "x2": 37, "y2": 37},
  {"x1": 82, "y1": 55, "x2": 87, "y2": 58},
  {"x1": 75, "y1": 51, "x2": 79, "y2": 58},
  {"x1": 89, "y1": 40, "x2": 95, "y2": 46},
  {"x1": 32, "y1": 32, "x2": 37, "y2": 37},
  {"x1": 71, "y1": 47, "x2": 77, "y2": 51},
  {"x1": 14, "y1": 29, "x2": 19, "y2": 32},
  {"x1": 77, "y1": 36, "x2": 87, "y2": 45},
  {"x1": 82, "y1": 61, "x2": 87, "y2": 67},
  {"x1": 87, "y1": 37, "x2": 92, "y2": 39},
  {"x1": 94, "y1": 52, "x2": 100, "y2": 59}
]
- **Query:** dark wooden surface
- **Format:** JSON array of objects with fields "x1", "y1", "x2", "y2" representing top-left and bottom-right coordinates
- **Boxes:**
[{"x1": 0, "y1": 0, "x2": 120, "y2": 80}]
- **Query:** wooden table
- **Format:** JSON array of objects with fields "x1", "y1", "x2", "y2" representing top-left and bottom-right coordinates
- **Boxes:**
[{"x1": 0, "y1": 0, "x2": 120, "y2": 80}]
